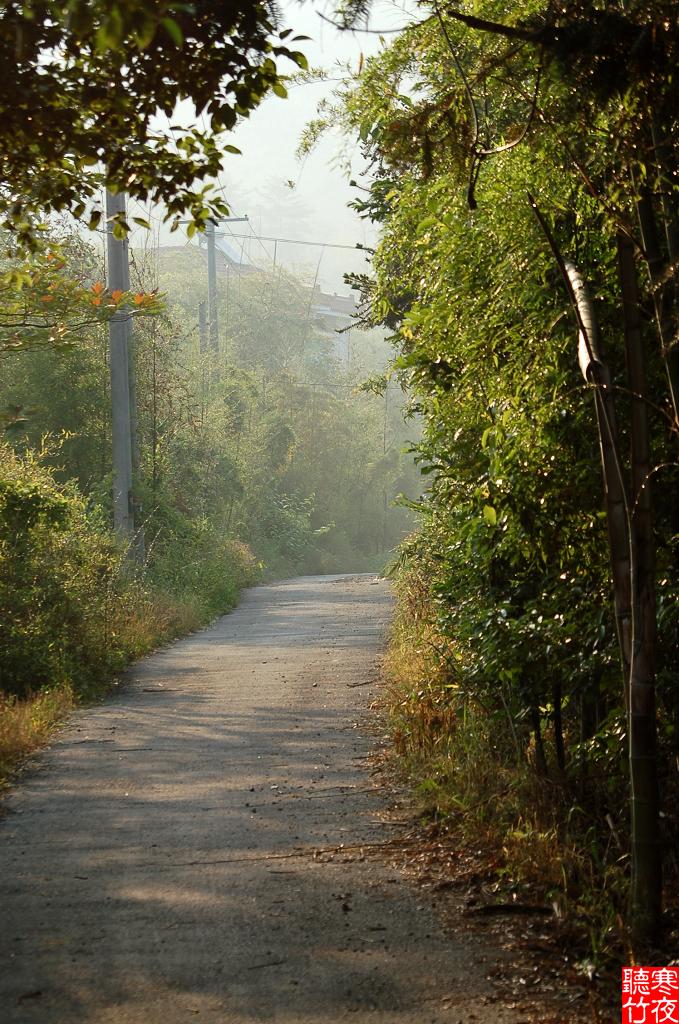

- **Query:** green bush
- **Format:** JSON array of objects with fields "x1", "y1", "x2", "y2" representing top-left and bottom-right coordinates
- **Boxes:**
[
  {"x1": 0, "y1": 444, "x2": 259, "y2": 702},
  {"x1": 0, "y1": 443, "x2": 128, "y2": 698},
  {"x1": 148, "y1": 521, "x2": 259, "y2": 618}
]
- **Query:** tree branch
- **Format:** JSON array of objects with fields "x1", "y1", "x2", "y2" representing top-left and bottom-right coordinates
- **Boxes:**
[
  {"x1": 478, "y1": 58, "x2": 542, "y2": 157},
  {"x1": 440, "y1": 6, "x2": 545, "y2": 44}
]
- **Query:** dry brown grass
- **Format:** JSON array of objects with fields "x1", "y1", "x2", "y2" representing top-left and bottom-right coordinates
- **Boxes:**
[
  {"x1": 109, "y1": 586, "x2": 205, "y2": 661},
  {"x1": 0, "y1": 685, "x2": 75, "y2": 783},
  {"x1": 382, "y1": 592, "x2": 629, "y2": 974}
]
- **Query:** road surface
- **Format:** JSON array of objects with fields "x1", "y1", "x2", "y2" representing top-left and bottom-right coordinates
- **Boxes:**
[{"x1": 0, "y1": 574, "x2": 519, "y2": 1023}]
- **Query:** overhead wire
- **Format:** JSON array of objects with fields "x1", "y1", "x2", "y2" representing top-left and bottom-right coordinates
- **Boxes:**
[
  {"x1": 150, "y1": 114, "x2": 370, "y2": 368},
  {"x1": 205, "y1": 132, "x2": 275, "y2": 265}
]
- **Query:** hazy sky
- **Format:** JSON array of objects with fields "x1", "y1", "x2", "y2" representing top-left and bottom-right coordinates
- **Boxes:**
[{"x1": 132, "y1": 2, "x2": 415, "y2": 293}]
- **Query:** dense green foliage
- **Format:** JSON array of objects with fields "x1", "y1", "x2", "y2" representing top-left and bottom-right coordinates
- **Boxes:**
[
  {"x1": 326, "y1": 0, "x2": 679, "y2": 952},
  {"x1": 0, "y1": 441, "x2": 257, "y2": 702}
]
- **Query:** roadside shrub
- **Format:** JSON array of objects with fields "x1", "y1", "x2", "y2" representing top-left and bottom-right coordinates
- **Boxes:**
[
  {"x1": 0, "y1": 443, "x2": 259, "y2": 703},
  {"x1": 148, "y1": 524, "x2": 259, "y2": 618},
  {"x1": 0, "y1": 443, "x2": 128, "y2": 699}
]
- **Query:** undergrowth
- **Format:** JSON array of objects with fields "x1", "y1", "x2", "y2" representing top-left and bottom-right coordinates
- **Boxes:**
[
  {"x1": 381, "y1": 553, "x2": 642, "y2": 993},
  {"x1": 0, "y1": 443, "x2": 259, "y2": 784},
  {"x1": 0, "y1": 686, "x2": 75, "y2": 783}
]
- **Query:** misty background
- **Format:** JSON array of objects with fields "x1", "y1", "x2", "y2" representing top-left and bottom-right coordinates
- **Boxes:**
[{"x1": 124, "y1": 1, "x2": 414, "y2": 292}]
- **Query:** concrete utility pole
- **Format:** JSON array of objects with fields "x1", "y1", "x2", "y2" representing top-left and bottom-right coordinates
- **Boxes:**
[
  {"x1": 206, "y1": 219, "x2": 219, "y2": 353},
  {"x1": 198, "y1": 300, "x2": 208, "y2": 353},
  {"x1": 106, "y1": 189, "x2": 134, "y2": 544},
  {"x1": 202, "y1": 216, "x2": 249, "y2": 355},
  {"x1": 119, "y1": 218, "x2": 141, "y2": 477},
  {"x1": 119, "y1": 202, "x2": 145, "y2": 562}
]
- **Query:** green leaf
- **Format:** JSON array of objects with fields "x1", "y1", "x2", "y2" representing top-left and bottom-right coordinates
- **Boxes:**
[
  {"x1": 161, "y1": 17, "x2": 184, "y2": 46},
  {"x1": 416, "y1": 215, "x2": 439, "y2": 236},
  {"x1": 358, "y1": 121, "x2": 372, "y2": 143},
  {"x1": 272, "y1": 81, "x2": 288, "y2": 99},
  {"x1": 135, "y1": 18, "x2": 157, "y2": 49},
  {"x1": 483, "y1": 505, "x2": 497, "y2": 526},
  {"x1": 95, "y1": 7, "x2": 124, "y2": 50}
]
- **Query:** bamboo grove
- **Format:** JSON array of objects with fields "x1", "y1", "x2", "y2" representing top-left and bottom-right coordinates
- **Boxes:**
[{"x1": 322, "y1": 0, "x2": 679, "y2": 948}]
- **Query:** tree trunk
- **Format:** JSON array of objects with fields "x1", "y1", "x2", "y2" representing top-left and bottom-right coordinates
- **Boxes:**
[
  {"x1": 635, "y1": 183, "x2": 679, "y2": 430},
  {"x1": 530, "y1": 702, "x2": 548, "y2": 776},
  {"x1": 565, "y1": 261, "x2": 633, "y2": 696},
  {"x1": 617, "y1": 231, "x2": 662, "y2": 942},
  {"x1": 553, "y1": 681, "x2": 565, "y2": 773}
]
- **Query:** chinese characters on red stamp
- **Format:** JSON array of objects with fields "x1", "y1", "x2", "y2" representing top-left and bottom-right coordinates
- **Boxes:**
[{"x1": 623, "y1": 967, "x2": 679, "y2": 1023}]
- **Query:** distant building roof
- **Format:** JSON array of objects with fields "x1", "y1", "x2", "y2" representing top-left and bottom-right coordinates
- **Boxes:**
[
  {"x1": 155, "y1": 240, "x2": 258, "y2": 275},
  {"x1": 311, "y1": 286, "x2": 357, "y2": 323},
  {"x1": 214, "y1": 235, "x2": 258, "y2": 272}
]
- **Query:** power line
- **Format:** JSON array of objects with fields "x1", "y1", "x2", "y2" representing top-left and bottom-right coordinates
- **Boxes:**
[
  {"x1": 226, "y1": 233, "x2": 361, "y2": 251},
  {"x1": 269, "y1": 380, "x2": 403, "y2": 391}
]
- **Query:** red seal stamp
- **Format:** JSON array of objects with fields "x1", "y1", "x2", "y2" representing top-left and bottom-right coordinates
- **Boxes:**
[{"x1": 622, "y1": 967, "x2": 679, "y2": 1023}]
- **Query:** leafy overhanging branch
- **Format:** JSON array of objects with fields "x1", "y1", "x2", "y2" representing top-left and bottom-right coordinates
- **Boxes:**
[
  {"x1": 0, "y1": 248, "x2": 162, "y2": 353},
  {"x1": 0, "y1": 0, "x2": 310, "y2": 244}
]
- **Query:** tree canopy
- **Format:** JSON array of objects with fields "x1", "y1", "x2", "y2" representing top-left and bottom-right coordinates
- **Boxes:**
[
  {"x1": 316, "y1": 0, "x2": 679, "y2": 951},
  {"x1": 1, "y1": 0, "x2": 308, "y2": 242}
]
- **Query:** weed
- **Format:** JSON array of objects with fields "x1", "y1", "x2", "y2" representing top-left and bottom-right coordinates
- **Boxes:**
[
  {"x1": 0, "y1": 686, "x2": 74, "y2": 782},
  {"x1": 382, "y1": 553, "x2": 635, "y2": 988}
]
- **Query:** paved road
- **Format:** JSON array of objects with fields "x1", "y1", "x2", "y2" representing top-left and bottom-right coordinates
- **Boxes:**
[{"x1": 0, "y1": 575, "x2": 518, "y2": 1023}]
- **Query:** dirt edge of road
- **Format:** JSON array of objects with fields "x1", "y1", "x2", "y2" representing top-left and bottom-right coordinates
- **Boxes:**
[{"x1": 361, "y1": 701, "x2": 612, "y2": 1023}]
